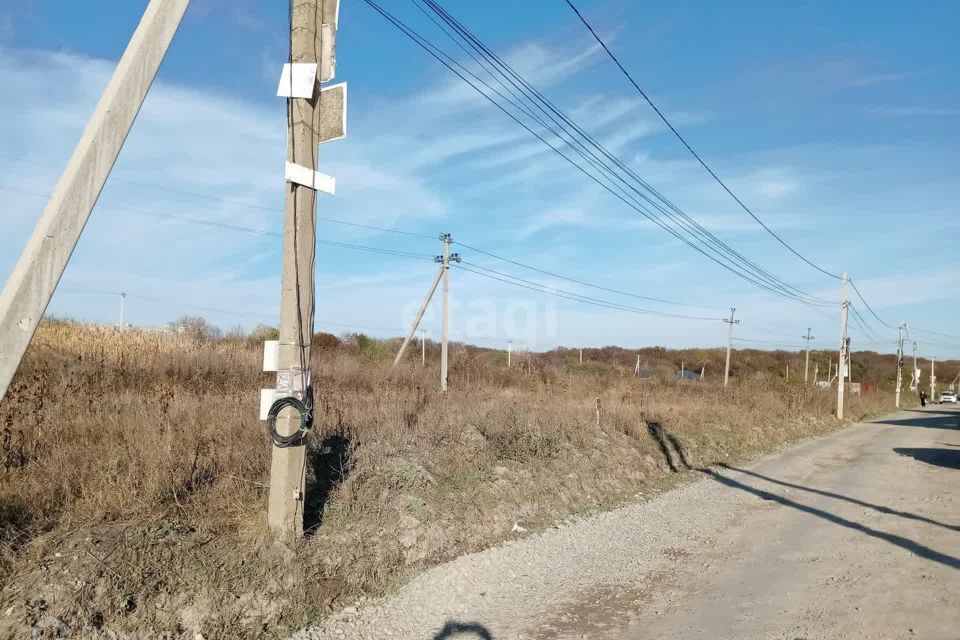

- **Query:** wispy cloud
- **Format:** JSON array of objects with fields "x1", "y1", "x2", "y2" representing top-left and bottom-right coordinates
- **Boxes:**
[
  {"x1": 867, "y1": 105, "x2": 959, "y2": 119},
  {"x1": 848, "y1": 71, "x2": 921, "y2": 87},
  {"x1": 751, "y1": 54, "x2": 919, "y2": 92}
]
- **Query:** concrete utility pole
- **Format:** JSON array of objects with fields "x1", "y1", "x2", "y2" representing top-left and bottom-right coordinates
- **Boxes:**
[
  {"x1": 895, "y1": 324, "x2": 905, "y2": 408},
  {"x1": 699, "y1": 364, "x2": 705, "y2": 381},
  {"x1": 786, "y1": 365, "x2": 790, "y2": 382},
  {"x1": 507, "y1": 340, "x2": 512, "y2": 368},
  {"x1": 814, "y1": 362, "x2": 819, "y2": 385},
  {"x1": 268, "y1": 0, "x2": 341, "y2": 537},
  {"x1": 0, "y1": 0, "x2": 190, "y2": 401},
  {"x1": 930, "y1": 357, "x2": 936, "y2": 399},
  {"x1": 634, "y1": 354, "x2": 641, "y2": 376},
  {"x1": 723, "y1": 308, "x2": 739, "y2": 387},
  {"x1": 119, "y1": 292, "x2": 127, "y2": 331},
  {"x1": 837, "y1": 272, "x2": 849, "y2": 420},
  {"x1": 439, "y1": 233, "x2": 459, "y2": 392},
  {"x1": 911, "y1": 341, "x2": 918, "y2": 391},
  {"x1": 802, "y1": 328, "x2": 814, "y2": 383},
  {"x1": 419, "y1": 329, "x2": 426, "y2": 366},
  {"x1": 579, "y1": 348, "x2": 583, "y2": 365}
]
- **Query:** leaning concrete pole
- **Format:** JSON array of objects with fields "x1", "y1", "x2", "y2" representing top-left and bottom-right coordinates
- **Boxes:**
[
  {"x1": 0, "y1": 0, "x2": 190, "y2": 401},
  {"x1": 392, "y1": 266, "x2": 443, "y2": 367}
]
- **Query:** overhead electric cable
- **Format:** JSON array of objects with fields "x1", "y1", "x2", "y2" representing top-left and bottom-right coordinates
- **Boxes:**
[
  {"x1": 457, "y1": 260, "x2": 723, "y2": 321},
  {"x1": 848, "y1": 279, "x2": 896, "y2": 331},
  {"x1": 0, "y1": 178, "x2": 435, "y2": 240},
  {"x1": 562, "y1": 0, "x2": 841, "y2": 281},
  {"x1": 415, "y1": 0, "x2": 832, "y2": 307},
  {"x1": 910, "y1": 327, "x2": 960, "y2": 342},
  {"x1": 361, "y1": 0, "x2": 833, "y2": 309},
  {"x1": 454, "y1": 240, "x2": 719, "y2": 309},
  {"x1": 0, "y1": 185, "x2": 434, "y2": 261},
  {"x1": 57, "y1": 288, "x2": 409, "y2": 333}
]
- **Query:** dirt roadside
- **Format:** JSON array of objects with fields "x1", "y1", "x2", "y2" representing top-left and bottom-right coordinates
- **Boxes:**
[{"x1": 294, "y1": 407, "x2": 960, "y2": 640}]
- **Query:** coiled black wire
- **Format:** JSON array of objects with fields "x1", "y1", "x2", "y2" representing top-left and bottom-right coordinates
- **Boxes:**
[{"x1": 266, "y1": 391, "x2": 313, "y2": 448}]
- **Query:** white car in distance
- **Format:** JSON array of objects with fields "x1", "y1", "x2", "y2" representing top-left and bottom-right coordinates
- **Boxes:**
[{"x1": 938, "y1": 390, "x2": 957, "y2": 404}]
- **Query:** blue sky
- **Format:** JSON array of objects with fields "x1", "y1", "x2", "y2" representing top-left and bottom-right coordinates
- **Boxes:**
[{"x1": 1, "y1": 0, "x2": 958, "y2": 358}]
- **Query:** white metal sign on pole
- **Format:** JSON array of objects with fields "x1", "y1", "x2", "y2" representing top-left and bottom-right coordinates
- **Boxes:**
[
  {"x1": 318, "y1": 83, "x2": 347, "y2": 142},
  {"x1": 0, "y1": 0, "x2": 190, "y2": 402}
]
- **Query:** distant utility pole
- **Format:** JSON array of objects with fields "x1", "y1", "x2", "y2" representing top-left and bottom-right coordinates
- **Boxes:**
[
  {"x1": 723, "y1": 308, "x2": 739, "y2": 387},
  {"x1": 814, "y1": 362, "x2": 819, "y2": 385},
  {"x1": 681, "y1": 361, "x2": 685, "y2": 378},
  {"x1": 507, "y1": 340, "x2": 512, "y2": 368},
  {"x1": 267, "y1": 0, "x2": 343, "y2": 537},
  {"x1": 837, "y1": 272, "x2": 849, "y2": 420},
  {"x1": 699, "y1": 364, "x2": 705, "y2": 381},
  {"x1": 634, "y1": 354, "x2": 641, "y2": 376},
  {"x1": 119, "y1": 292, "x2": 127, "y2": 331},
  {"x1": 419, "y1": 329, "x2": 426, "y2": 366},
  {"x1": 440, "y1": 233, "x2": 459, "y2": 392},
  {"x1": 802, "y1": 328, "x2": 814, "y2": 383},
  {"x1": 930, "y1": 356, "x2": 936, "y2": 398},
  {"x1": 579, "y1": 348, "x2": 583, "y2": 365},
  {"x1": 910, "y1": 341, "x2": 918, "y2": 391},
  {"x1": 392, "y1": 234, "x2": 459, "y2": 393},
  {"x1": 895, "y1": 324, "x2": 905, "y2": 408},
  {"x1": 786, "y1": 364, "x2": 790, "y2": 382},
  {"x1": 0, "y1": 0, "x2": 190, "y2": 401}
]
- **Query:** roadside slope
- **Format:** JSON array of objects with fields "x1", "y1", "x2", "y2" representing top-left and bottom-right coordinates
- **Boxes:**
[{"x1": 295, "y1": 407, "x2": 960, "y2": 640}]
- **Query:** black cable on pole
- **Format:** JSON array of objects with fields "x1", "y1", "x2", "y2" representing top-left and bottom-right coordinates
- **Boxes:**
[
  {"x1": 266, "y1": 395, "x2": 313, "y2": 447},
  {"x1": 563, "y1": 0, "x2": 842, "y2": 281}
]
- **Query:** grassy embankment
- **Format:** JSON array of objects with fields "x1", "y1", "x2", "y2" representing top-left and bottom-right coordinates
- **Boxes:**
[{"x1": 0, "y1": 321, "x2": 900, "y2": 638}]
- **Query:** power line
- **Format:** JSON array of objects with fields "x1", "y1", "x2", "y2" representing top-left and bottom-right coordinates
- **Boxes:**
[
  {"x1": 562, "y1": 0, "x2": 841, "y2": 282},
  {"x1": 363, "y1": 0, "x2": 833, "y2": 309},
  {"x1": 6, "y1": 181, "x2": 830, "y2": 323},
  {"x1": 56, "y1": 287, "x2": 409, "y2": 333},
  {"x1": 0, "y1": 184, "x2": 434, "y2": 261},
  {"x1": 732, "y1": 337, "x2": 806, "y2": 348},
  {"x1": 910, "y1": 327, "x2": 960, "y2": 342},
  {"x1": 848, "y1": 304, "x2": 880, "y2": 342},
  {"x1": 0, "y1": 171, "x2": 436, "y2": 240},
  {"x1": 456, "y1": 260, "x2": 723, "y2": 321},
  {"x1": 453, "y1": 240, "x2": 721, "y2": 309},
  {"x1": 418, "y1": 0, "x2": 833, "y2": 308},
  {"x1": 848, "y1": 278, "x2": 896, "y2": 331}
]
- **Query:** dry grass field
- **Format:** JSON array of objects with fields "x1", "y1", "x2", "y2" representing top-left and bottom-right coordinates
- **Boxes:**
[{"x1": 0, "y1": 320, "x2": 899, "y2": 638}]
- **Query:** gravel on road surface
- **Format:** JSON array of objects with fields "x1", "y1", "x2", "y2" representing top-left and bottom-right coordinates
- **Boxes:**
[{"x1": 293, "y1": 407, "x2": 960, "y2": 640}]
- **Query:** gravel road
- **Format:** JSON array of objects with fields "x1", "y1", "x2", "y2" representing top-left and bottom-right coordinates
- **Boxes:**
[{"x1": 294, "y1": 407, "x2": 960, "y2": 640}]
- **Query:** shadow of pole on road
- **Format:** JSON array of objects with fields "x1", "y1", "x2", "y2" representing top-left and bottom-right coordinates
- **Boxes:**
[
  {"x1": 698, "y1": 467, "x2": 960, "y2": 571},
  {"x1": 718, "y1": 464, "x2": 960, "y2": 533},
  {"x1": 894, "y1": 447, "x2": 960, "y2": 471}
]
